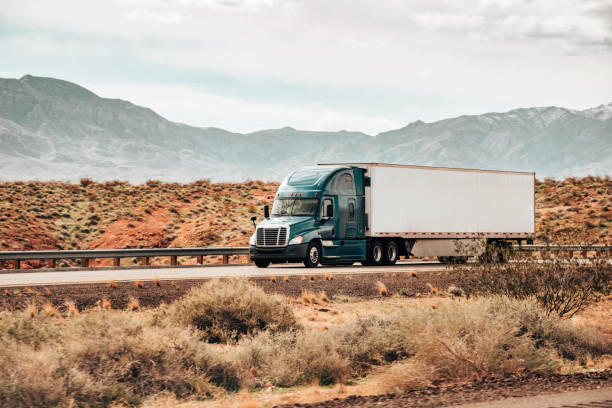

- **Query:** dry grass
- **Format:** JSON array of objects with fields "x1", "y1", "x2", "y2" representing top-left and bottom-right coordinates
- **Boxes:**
[
  {"x1": 269, "y1": 276, "x2": 277, "y2": 283},
  {"x1": 166, "y1": 279, "x2": 299, "y2": 343},
  {"x1": 300, "y1": 290, "x2": 317, "y2": 304},
  {"x1": 42, "y1": 302, "x2": 59, "y2": 318},
  {"x1": 283, "y1": 276, "x2": 290, "y2": 282},
  {"x1": 409, "y1": 270, "x2": 417, "y2": 278},
  {"x1": 0, "y1": 279, "x2": 609, "y2": 407},
  {"x1": 109, "y1": 280, "x2": 117, "y2": 288},
  {"x1": 126, "y1": 297, "x2": 140, "y2": 311},
  {"x1": 136, "y1": 280, "x2": 144, "y2": 288},
  {"x1": 65, "y1": 300, "x2": 79, "y2": 316},
  {"x1": 376, "y1": 281, "x2": 388, "y2": 296},
  {"x1": 25, "y1": 303, "x2": 37, "y2": 318},
  {"x1": 154, "y1": 277, "x2": 161, "y2": 287},
  {"x1": 318, "y1": 291, "x2": 329, "y2": 303}
]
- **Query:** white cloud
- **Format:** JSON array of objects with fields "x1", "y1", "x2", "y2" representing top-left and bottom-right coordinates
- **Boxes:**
[{"x1": 1, "y1": 0, "x2": 611, "y2": 131}]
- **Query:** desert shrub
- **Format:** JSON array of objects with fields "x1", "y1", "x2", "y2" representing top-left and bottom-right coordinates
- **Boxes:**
[
  {"x1": 232, "y1": 330, "x2": 351, "y2": 387},
  {"x1": 459, "y1": 257, "x2": 611, "y2": 317},
  {"x1": 166, "y1": 279, "x2": 299, "y2": 343},
  {"x1": 505, "y1": 298, "x2": 609, "y2": 361},
  {"x1": 79, "y1": 178, "x2": 95, "y2": 187},
  {"x1": 334, "y1": 316, "x2": 409, "y2": 373},
  {"x1": 0, "y1": 311, "x2": 63, "y2": 348},
  {"x1": 407, "y1": 297, "x2": 559, "y2": 379}
]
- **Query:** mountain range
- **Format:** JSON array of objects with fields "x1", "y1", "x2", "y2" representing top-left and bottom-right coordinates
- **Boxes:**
[{"x1": 1, "y1": 75, "x2": 610, "y2": 183}]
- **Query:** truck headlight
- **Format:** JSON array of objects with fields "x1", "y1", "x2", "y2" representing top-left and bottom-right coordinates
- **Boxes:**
[
  {"x1": 288, "y1": 235, "x2": 303, "y2": 245},
  {"x1": 249, "y1": 233, "x2": 256, "y2": 246}
]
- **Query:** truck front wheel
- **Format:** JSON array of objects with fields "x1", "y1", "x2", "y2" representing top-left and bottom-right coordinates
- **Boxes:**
[
  {"x1": 254, "y1": 259, "x2": 270, "y2": 268},
  {"x1": 304, "y1": 242, "x2": 321, "y2": 268},
  {"x1": 383, "y1": 241, "x2": 399, "y2": 265}
]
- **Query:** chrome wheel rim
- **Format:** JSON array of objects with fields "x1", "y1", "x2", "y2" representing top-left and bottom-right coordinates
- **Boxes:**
[
  {"x1": 388, "y1": 246, "x2": 397, "y2": 261},
  {"x1": 373, "y1": 246, "x2": 382, "y2": 263},
  {"x1": 309, "y1": 247, "x2": 319, "y2": 264}
]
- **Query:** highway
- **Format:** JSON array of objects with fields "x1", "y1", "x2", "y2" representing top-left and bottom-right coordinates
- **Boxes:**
[
  {"x1": 452, "y1": 387, "x2": 612, "y2": 408},
  {"x1": 0, "y1": 261, "x2": 447, "y2": 287}
]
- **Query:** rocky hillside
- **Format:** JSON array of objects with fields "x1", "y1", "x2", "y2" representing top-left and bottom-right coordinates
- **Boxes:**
[
  {"x1": 0, "y1": 75, "x2": 611, "y2": 182},
  {"x1": 0, "y1": 177, "x2": 609, "y2": 268}
]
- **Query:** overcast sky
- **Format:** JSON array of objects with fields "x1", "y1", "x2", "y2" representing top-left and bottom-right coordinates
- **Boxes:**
[{"x1": 1, "y1": 0, "x2": 611, "y2": 134}]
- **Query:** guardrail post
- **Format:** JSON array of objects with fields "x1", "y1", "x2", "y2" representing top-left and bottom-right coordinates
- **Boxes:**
[
  {"x1": 49, "y1": 259, "x2": 56, "y2": 268},
  {"x1": 14, "y1": 260, "x2": 20, "y2": 269},
  {"x1": 582, "y1": 250, "x2": 588, "y2": 258},
  {"x1": 81, "y1": 258, "x2": 89, "y2": 267},
  {"x1": 196, "y1": 255, "x2": 203, "y2": 265},
  {"x1": 222, "y1": 255, "x2": 229, "y2": 264},
  {"x1": 143, "y1": 257, "x2": 149, "y2": 266},
  {"x1": 170, "y1": 256, "x2": 177, "y2": 266},
  {"x1": 113, "y1": 258, "x2": 120, "y2": 267}
]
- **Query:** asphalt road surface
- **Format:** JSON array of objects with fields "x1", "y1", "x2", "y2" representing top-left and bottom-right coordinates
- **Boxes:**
[
  {"x1": 0, "y1": 261, "x2": 446, "y2": 287},
  {"x1": 451, "y1": 387, "x2": 612, "y2": 408}
]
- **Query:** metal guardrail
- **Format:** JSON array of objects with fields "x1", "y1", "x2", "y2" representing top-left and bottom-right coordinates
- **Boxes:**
[
  {"x1": 0, "y1": 247, "x2": 249, "y2": 269},
  {"x1": 0, "y1": 245, "x2": 609, "y2": 271}
]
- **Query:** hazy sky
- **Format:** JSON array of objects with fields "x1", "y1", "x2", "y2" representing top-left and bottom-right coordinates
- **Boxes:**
[{"x1": 1, "y1": 0, "x2": 611, "y2": 134}]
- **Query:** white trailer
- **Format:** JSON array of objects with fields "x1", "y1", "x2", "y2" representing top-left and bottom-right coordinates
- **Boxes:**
[{"x1": 326, "y1": 163, "x2": 535, "y2": 259}]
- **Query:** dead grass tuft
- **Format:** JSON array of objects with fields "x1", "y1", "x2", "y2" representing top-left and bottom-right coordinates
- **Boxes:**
[
  {"x1": 318, "y1": 291, "x2": 329, "y2": 303},
  {"x1": 65, "y1": 300, "x2": 79, "y2": 316},
  {"x1": 154, "y1": 277, "x2": 161, "y2": 287},
  {"x1": 126, "y1": 297, "x2": 140, "y2": 311},
  {"x1": 301, "y1": 290, "x2": 317, "y2": 304},
  {"x1": 409, "y1": 270, "x2": 417, "y2": 278},
  {"x1": 109, "y1": 280, "x2": 117, "y2": 288},
  {"x1": 135, "y1": 280, "x2": 144, "y2": 288},
  {"x1": 283, "y1": 276, "x2": 290, "y2": 282},
  {"x1": 270, "y1": 276, "x2": 277, "y2": 283},
  {"x1": 42, "y1": 302, "x2": 59, "y2": 318},
  {"x1": 376, "y1": 281, "x2": 388, "y2": 296},
  {"x1": 25, "y1": 304, "x2": 37, "y2": 318},
  {"x1": 101, "y1": 297, "x2": 111, "y2": 311}
]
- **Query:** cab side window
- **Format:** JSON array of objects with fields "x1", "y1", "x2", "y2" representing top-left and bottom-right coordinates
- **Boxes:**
[
  {"x1": 322, "y1": 198, "x2": 333, "y2": 218},
  {"x1": 348, "y1": 200, "x2": 355, "y2": 220}
]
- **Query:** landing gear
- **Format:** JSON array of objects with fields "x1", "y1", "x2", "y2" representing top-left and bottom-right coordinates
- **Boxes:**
[{"x1": 304, "y1": 242, "x2": 321, "y2": 268}]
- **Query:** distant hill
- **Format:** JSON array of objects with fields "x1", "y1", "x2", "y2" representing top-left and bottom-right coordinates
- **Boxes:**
[{"x1": 1, "y1": 75, "x2": 610, "y2": 182}]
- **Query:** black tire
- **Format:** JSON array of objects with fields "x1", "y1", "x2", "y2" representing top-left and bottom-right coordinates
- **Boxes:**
[
  {"x1": 360, "y1": 260, "x2": 372, "y2": 266},
  {"x1": 254, "y1": 259, "x2": 270, "y2": 268},
  {"x1": 383, "y1": 241, "x2": 399, "y2": 265},
  {"x1": 370, "y1": 240, "x2": 384, "y2": 266},
  {"x1": 304, "y1": 242, "x2": 321, "y2": 268}
]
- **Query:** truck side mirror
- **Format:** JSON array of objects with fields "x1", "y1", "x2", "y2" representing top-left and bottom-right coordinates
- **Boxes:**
[
  {"x1": 250, "y1": 216, "x2": 257, "y2": 228},
  {"x1": 264, "y1": 205, "x2": 270, "y2": 219},
  {"x1": 326, "y1": 203, "x2": 333, "y2": 218}
]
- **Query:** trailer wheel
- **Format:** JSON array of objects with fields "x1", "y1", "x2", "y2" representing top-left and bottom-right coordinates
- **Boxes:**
[
  {"x1": 304, "y1": 242, "x2": 321, "y2": 268},
  {"x1": 370, "y1": 241, "x2": 384, "y2": 266},
  {"x1": 383, "y1": 241, "x2": 399, "y2": 265},
  {"x1": 254, "y1": 259, "x2": 270, "y2": 268}
]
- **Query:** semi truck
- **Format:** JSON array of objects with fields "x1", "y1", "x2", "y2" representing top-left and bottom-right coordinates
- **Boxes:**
[{"x1": 249, "y1": 163, "x2": 535, "y2": 268}]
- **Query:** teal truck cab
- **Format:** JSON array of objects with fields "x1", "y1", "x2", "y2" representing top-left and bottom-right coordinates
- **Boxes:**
[
  {"x1": 249, "y1": 165, "x2": 367, "y2": 268},
  {"x1": 249, "y1": 163, "x2": 535, "y2": 268}
]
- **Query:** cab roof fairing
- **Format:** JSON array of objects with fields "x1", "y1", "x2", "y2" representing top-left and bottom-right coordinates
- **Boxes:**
[{"x1": 277, "y1": 165, "x2": 351, "y2": 196}]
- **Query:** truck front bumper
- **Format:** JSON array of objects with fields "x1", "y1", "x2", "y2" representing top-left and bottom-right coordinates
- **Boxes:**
[{"x1": 249, "y1": 243, "x2": 309, "y2": 262}]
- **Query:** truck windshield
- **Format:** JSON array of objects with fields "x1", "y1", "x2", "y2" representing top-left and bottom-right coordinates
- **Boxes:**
[{"x1": 271, "y1": 198, "x2": 319, "y2": 217}]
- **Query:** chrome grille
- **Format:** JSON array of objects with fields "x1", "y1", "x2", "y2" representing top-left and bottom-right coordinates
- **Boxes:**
[{"x1": 256, "y1": 227, "x2": 288, "y2": 247}]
